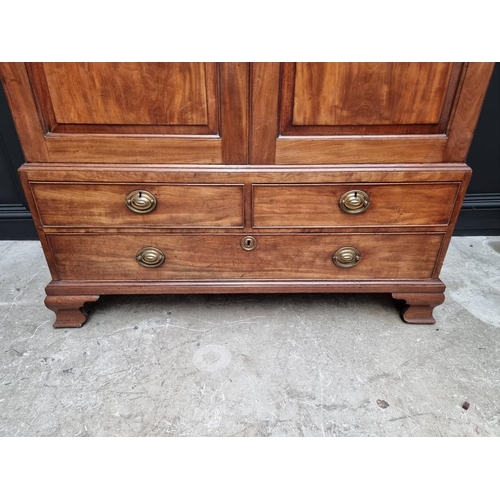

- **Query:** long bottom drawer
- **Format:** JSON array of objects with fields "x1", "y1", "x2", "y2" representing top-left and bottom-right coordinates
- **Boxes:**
[{"x1": 47, "y1": 233, "x2": 444, "y2": 281}]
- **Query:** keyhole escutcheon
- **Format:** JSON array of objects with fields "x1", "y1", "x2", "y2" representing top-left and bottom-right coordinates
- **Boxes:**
[{"x1": 240, "y1": 236, "x2": 257, "y2": 251}]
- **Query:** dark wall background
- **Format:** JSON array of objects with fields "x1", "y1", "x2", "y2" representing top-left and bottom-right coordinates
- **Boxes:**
[
  {"x1": 455, "y1": 63, "x2": 500, "y2": 234},
  {"x1": 1, "y1": 64, "x2": 499, "y2": 240},
  {"x1": 0, "y1": 82, "x2": 37, "y2": 239}
]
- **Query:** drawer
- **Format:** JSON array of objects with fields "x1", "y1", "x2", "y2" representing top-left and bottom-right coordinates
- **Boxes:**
[
  {"x1": 31, "y1": 183, "x2": 244, "y2": 228},
  {"x1": 253, "y1": 183, "x2": 459, "y2": 227},
  {"x1": 48, "y1": 233, "x2": 444, "y2": 281}
]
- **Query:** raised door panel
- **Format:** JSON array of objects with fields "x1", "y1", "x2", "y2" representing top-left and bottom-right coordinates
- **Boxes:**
[
  {"x1": 37, "y1": 63, "x2": 215, "y2": 131},
  {"x1": 250, "y1": 62, "x2": 494, "y2": 164},
  {"x1": 290, "y1": 63, "x2": 456, "y2": 132},
  {"x1": 1, "y1": 62, "x2": 248, "y2": 164}
]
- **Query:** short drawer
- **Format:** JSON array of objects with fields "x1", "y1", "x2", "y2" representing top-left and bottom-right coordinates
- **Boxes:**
[
  {"x1": 31, "y1": 183, "x2": 244, "y2": 227},
  {"x1": 48, "y1": 232, "x2": 444, "y2": 281},
  {"x1": 253, "y1": 183, "x2": 459, "y2": 227}
]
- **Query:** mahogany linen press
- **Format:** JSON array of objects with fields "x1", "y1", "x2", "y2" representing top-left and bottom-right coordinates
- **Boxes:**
[{"x1": 0, "y1": 63, "x2": 494, "y2": 327}]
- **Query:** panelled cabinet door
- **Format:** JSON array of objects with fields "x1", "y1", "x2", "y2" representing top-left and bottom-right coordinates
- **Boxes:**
[
  {"x1": 250, "y1": 62, "x2": 494, "y2": 164},
  {"x1": 0, "y1": 63, "x2": 248, "y2": 164}
]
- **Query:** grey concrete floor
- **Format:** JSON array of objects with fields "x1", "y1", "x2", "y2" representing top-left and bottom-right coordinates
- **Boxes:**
[{"x1": 0, "y1": 237, "x2": 499, "y2": 437}]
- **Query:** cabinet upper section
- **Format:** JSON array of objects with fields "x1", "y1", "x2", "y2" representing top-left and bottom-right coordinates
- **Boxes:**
[{"x1": 1, "y1": 62, "x2": 494, "y2": 165}]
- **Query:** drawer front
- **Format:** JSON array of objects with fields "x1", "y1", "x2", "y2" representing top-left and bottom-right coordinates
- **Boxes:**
[
  {"x1": 253, "y1": 183, "x2": 459, "y2": 227},
  {"x1": 48, "y1": 233, "x2": 443, "y2": 281},
  {"x1": 31, "y1": 183, "x2": 244, "y2": 227}
]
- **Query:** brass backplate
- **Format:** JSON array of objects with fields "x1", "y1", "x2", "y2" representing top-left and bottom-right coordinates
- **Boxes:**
[
  {"x1": 339, "y1": 190, "x2": 370, "y2": 214},
  {"x1": 126, "y1": 190, "x2": 157, "y2": 214},
  {"x1": 136, "y1": 246, "x2": 165, "y2": 268},
  {"x1": 332, "y1": 246, "x2": 361, "y2": 268}
]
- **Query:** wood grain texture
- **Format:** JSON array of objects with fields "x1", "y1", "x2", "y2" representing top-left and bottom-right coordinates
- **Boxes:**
[
  {"x1": 392, "y1": 292, "x2": 445, "y2": 324},
  {"x1": 275, "y1": 136, "x2": 447, "y2": 164},
  {"x1": 44, "y1": 295, "x2": 99, "y2": 328},
  {"x1": 47, "y1": 233, "x2": 444, "y2": 281},
  {"x1": 20, "y1": 163, "x2": 471, "y2": 184},
  {"x1": 26, "y1": 62, "x2": 218, "y2": 135},
  {"x1": 220, "y1": 62, "x2": 249, "y2": 164},
  {"x1": 0, "y1": 63, "x2": 50, "y2": 161},
  {"x1": 438, "y1": 63, "x2": 464, "y2": 132},
  {"x1": 40, "y1": 62, "x2": 211, "y2": 126},
  {"x1": 2, "y1": 62, "x2": 493, "y2": 165},
  {"x1": 291, "y1": 63, "x2": 454, "y2": 126},
  {"x1": 431, "y1": 167, "x2": 472, "y2": 278},
  {"x1": 253, "y1": 183, "x2": 459, "y2": 228},
  {"x1": 18, "y1": 166, "x2": 60, "y2": 279},
  {"x1": 279, "y1": 62, "x2": 464, "y2": 136},
  {"x1": 249, "y1": 62, "x2": 493, "y2": 164},
  {"x1": 44, "y1": 135, "x2": 223, "y2": 164},
  {"x1": 1, "y1": 63, "x2": 250, "y2": 164},
  {"x1": 250, "y1": 62, "x2": 280, "y2": 164},
  {"x1": 444, "y1": 62, "x2": 496, "y2": 161},
  {"x1": 32, "y1": 183, "x2": 244, "y2": 228},
  {"x1": 45, "y1": 279, "x2": 446, "y2": 296}
]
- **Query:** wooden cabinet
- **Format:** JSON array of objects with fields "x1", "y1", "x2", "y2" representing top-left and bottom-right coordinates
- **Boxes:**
[{"x1": 0, "y1": 62, "x2": 493, "y2": 327}]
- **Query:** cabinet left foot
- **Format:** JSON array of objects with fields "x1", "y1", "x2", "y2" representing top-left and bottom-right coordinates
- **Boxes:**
[{"x1": 44, "y1": 295, "x2": 100, "y2": 328}]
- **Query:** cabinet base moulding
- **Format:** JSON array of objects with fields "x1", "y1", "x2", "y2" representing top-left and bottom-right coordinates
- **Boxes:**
[{"x1": 44, "y1": 281, "x2": 446, "y2": 327}]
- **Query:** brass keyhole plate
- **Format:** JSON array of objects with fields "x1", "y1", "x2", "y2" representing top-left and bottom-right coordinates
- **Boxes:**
[{"x1": 241, "y1": 236, "x2": 257, "y2": 251}]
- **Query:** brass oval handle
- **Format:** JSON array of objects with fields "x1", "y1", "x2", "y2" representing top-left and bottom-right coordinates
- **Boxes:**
[
  {"x1": 332, "y1": 247, "x2": 361, "y2": 268},
  {"x1": 136, "y1": 247, "x2": 165, "y2": 268},
  {"x1": 339, "y1": 190, "x2": 370, "y2": 214},
  {"x1": 241, "y1": 235, "x2": 257, "y2": 251},
  {"x1": 126, "y1": 190, "x2": 157, "y2": 214}
]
